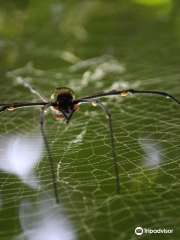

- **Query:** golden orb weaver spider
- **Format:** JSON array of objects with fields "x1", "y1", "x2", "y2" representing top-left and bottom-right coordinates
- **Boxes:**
[{"x1": 1, "y1": 78, "x2": 180, "y2": 204}]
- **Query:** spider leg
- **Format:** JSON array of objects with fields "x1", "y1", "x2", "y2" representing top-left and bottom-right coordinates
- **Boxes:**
[
  {"x1": 58, "y1": 108, "x2": 79, "y2": 124},
  {"x1": 40, "y1": 104, "x2": 60, "y2": 204},
  {"x1": 66, "y1": 106, "x2": 79, "y2": 124},
  {"x1": 123, "y1": 89, "x2": 180, "y2": 105},
  {"x1": 0, "y1": 105, "x2": 11, "y2": 113},
  {"x1": 59, "y1": 109, "x2": 69, "y2": 122},
  {"x1": 92, "y1": 99, "x2": 120, "y2": 194},
  {"x1": 17, "y1": 77, "x2": 48, "y2": 102},
  {"x1": 74, "y1": 89, "x2": 180, "y2": 106},
  {"x1": 0, "y1": 101, "x2": 59, "y2": 202},
  {"x1": 0, "y1": 102, "x2": 47, "y2": 113},
  {"x1": 75, "y1": 98, "x2": 120, "y2": 194},
  {"x1": 65, "y1": 109, "x2": 75, "y2": 124}
]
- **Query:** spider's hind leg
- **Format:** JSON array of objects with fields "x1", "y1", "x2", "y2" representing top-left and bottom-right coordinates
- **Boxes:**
[{"x1": 16, "y1": 77, "x2": 48, "y2": 102}]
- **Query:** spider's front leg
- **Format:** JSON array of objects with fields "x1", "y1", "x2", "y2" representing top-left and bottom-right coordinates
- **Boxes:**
[
  {"x1": 65, "y1": 105, "x2": 79, "y2": 124},
  {"x1": 0, "y1": 105, "x2": 14, "y2": 113},
  {"x1": 40, "y1": 105, "x2": 60, "y2": 204}
]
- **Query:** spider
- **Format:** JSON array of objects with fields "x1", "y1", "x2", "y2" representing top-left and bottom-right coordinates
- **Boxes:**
[{"x1": 1, "y1": 78, "x2": 180, "y2": 204}]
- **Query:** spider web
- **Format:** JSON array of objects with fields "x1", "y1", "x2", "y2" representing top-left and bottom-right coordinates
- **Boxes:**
[{"x1": 0, "y1": 56, "x2": 180, "y2": 240}]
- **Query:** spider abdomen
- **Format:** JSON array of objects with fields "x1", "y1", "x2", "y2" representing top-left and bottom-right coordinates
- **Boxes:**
[{"x1": 51, "y1": 87, "x2": 75, "y2": 101}]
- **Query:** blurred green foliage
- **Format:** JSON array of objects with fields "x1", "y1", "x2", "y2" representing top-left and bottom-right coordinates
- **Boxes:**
[
  {"x1": 0, "y1": 0, "x2": 180, "y2": 73},
  {"x1": 0, "y1": 1, "x2": 180, "y2": 239}
]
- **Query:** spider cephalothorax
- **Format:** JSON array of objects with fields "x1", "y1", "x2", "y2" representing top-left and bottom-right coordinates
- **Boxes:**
[{"x1": 55, "y1": 92, "x2": 74, "y2": 113}]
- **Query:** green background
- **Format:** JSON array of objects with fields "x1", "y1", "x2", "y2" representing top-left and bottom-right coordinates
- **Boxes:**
[{"x1": 0, "y1": 0, "x2": 180, "y2": 239}]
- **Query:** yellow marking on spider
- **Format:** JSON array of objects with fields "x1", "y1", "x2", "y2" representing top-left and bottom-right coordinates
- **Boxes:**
[
  {"x1": 8, "y1": 106, "x2": 14, "y2": 111},
  {"x1": 166, "y1": 95, "x2": 170, "y2": 98},
  {"x1": 51, "y1": 87, "x2": 75, "y2": 100},
  {"x1": 121, "y1": 91, "x2": 127, "y2": 96},
  {"x1": 44, "y1": 108, "x2": 48, "y2": 112},
  {"x1": 92, "y1": 101, "x2": 97, "y2": 106}
]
